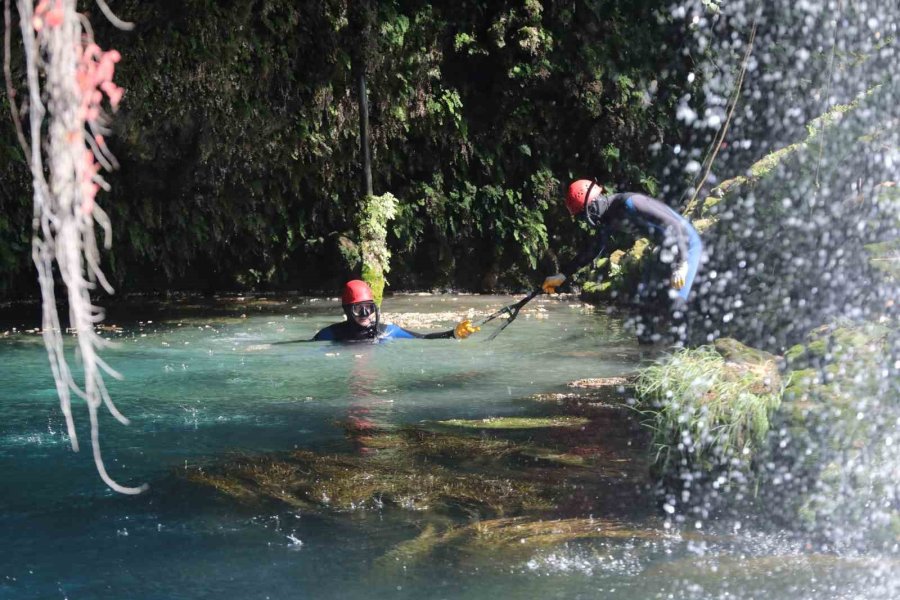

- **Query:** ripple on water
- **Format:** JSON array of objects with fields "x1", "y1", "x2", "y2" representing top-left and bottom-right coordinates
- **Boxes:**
[
  {"x1": 525, "y1": 539, "x2": 655, "y2": 577},
  {"x1": 0, "y1": 430, "x2": 69, "y2": 454}
]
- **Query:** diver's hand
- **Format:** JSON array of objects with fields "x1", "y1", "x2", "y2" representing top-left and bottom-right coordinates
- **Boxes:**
[
  {"x1": 454, "y1": 319, "x2": 481, "y2": 339},
  {"x1": 671, "y1": 261, "x2": 689, "y2": 290},
  {"x1": 542, "y1": 274, "x2": 566, "y2": 294}
]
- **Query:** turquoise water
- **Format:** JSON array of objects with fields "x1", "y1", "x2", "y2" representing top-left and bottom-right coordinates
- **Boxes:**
[{"x1": 0, "y1": 294, "x2": 895, "y2": 599}]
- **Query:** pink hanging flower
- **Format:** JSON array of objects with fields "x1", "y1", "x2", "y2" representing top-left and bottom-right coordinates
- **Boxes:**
[
  {"x1": 44, "y1": 4, "x2": 64, "y2": 28},
  {"x1": 32, "y1": 0, "x2": 64, "y2": 32},
  {"x1": 80, "y1": 149, "x2": 100, "y2": 214},
  {"x1": 100, "y1": 80, "x2": 124, "y2": 108},
  {"x1": 76, "y1": 42, "x2": 125, "y2": 121}
]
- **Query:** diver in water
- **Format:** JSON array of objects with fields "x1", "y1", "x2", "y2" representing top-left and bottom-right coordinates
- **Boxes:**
[
  {"x1": 542, "y1": 180, "x2": 703, "y2": 344},
  {"x1": 313, "y1": 280, "x2": 480, "y2": 342}
]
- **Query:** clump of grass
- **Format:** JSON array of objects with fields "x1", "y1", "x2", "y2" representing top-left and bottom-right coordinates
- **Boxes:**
[{"x1": 636, "y1": 345, "x2": 782, "y2": 474}]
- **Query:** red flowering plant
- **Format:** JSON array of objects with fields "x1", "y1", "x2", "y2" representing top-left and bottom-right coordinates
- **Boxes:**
[{"x1": 11, "y1": 0, "x2": 144, "y2": 493}]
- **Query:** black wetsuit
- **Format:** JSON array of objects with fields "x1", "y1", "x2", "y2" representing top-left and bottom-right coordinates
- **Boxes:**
[
  {"x1": 564, "y1": 193, "x2": 699, "y2": 283},
  {"x1": 313, "y1": 320, "x2": 455, "y2": 342},
  {"x1": 564, "y1": 192, "x2": 704, "y2": 343}
]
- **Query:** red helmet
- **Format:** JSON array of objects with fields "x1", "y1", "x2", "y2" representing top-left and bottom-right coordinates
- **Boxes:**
[
  {"x1": 342, "y1": 280, "x2": 374, "y2": 305},
  {"x1": 565, "y1": 179, "x2": 603, "y2": 215}
]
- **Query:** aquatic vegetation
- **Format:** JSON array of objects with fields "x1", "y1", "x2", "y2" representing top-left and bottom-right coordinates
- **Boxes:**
[
  {"x1": 396, "y1": 428, "x2": 515, "y2": 462},
  {"x1": 434, "y1": 416, "x2": 591, "y2": 430},
  {"x1": 185, "y1": 441, "x2": 555, "y2": 516},
  {"x1": 529, "y1": 390, "x2": 628, "y2": 416},
  {"x1": 636, "y1": 340, "x2": 782, "y2": 476},
  {"x1": 529, "y1": 377, "x2": 636, "y2": 420},
  {"x1": 379, "y1": 516, "x2": 677, "y2": 571},
  {"x1": 185, "y1": 376, "x2": 654, "y2": 528},
  {"x1": 567, "y1": 376, "x2": 634, "y2": 389}
]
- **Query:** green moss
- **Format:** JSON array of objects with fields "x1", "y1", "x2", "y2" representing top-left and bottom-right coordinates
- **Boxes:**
[
  {"x1": 361, "y1": 263, "x2": 386, "y2": 307},
  {"x1": 782, "y1": 368, "x2": 819, "y2": 402},
  {"x1": 749, "y1": 144, "x2": 804, "y2": 178},
  {"x1": 784, "y1": 343, "x2": 806, "y2": 364},
  {"x1": 710, "y1": 86, "x2": 882, "y2": 201},
  {"x1": 787, "y1": 323, "x2": 889, "y2": 370},
  {"x1": 713, "y1": 337, "x2": 779, "y2": 368},
  {"x1": 377, "y1": 523, "x2": 445, "y2": 570},
  {"x1": 692, "y1": 217, "x2": 717, "y2": 234},
  {"x1": 700, "y1": 195, "x2": 721, "y2": 214},
  {"x1": 773, "y1": 320, "x2": 899, "y2": 546},
  {"x1": 713, "y1": 175, "x2": 748, "y2": 196},
  {"x1": 804, "y1": 337, "x2": 829, "y2": 358},
  {"x1": 581, "y1": 280, "x2": 612, "y2": 294},
  {"x1": 865, "y1": 239, "x2": 900, "y2": 279},
  {"x1": 580, "y1": 237, "x2": 652, "y2": 303},
  {"x1": 832, "y1": 323, "x2": 888, "y2": 348},
  {"x1": 359, "y1": 193, "x2": 399, "y2": 306}
]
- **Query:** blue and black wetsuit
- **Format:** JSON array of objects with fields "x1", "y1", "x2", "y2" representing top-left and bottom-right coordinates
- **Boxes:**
[
  {"x1": 565, "y1": 192, "x2": 703, "y2": 301},
  {"x1": 564, "y1": 192, "x2": 703, "y2": 344},
  {"x1": 313, "y1": 321, "x2": 456, "y2": 342}
]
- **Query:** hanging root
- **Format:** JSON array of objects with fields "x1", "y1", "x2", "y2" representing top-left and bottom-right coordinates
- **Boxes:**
[{"x1": 14, "y1": 0, "x2": 145, "y2": 493}]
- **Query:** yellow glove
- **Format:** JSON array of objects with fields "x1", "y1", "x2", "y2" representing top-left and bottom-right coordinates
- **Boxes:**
[
  {"x1": 542, "y1": 274, "x2": 566, "y2": 294},
  {"x1": 671, "y1": 261, "x2": 689, "y2": 290},
  {"x1": 453, "y1": 319, "x2": 480, "y2": 339}
]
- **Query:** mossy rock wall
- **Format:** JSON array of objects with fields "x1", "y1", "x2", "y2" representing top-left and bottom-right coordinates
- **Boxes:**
[
  {"x1": 0, "y1": 0, "x2": 699, "y2": 297},
  {"x1": 768, "y1": 321, "x2": 900, "y2": 550},
  {"x1": 682, "y1": 83, "x2": 899, "y2": 350}
]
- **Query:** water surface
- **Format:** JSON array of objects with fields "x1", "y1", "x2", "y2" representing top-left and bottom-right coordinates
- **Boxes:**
[{"x1": 0, "y1": 294, "x2": 894, "y2": 599}]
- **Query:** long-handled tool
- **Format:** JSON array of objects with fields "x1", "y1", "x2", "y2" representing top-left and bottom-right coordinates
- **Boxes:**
[{"x1": 476, "y1": 288, "x2": 543, "y2": 341}]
